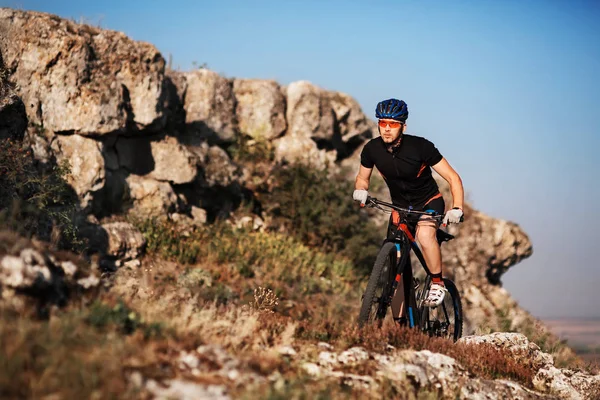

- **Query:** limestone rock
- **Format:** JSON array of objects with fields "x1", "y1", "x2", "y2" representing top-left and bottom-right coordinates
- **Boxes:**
[
  {"x1": 233, "y1": 79, "x2": 286, "y2": 140},
  {"x1": 125, "y1": 175, "x2": 178, "y2": 217},
  {"x1": 278, "y1": 80, "x2": 375, "y2": 165},
  {"x1": 460, "y1": 332, "x2": 600, "y2": 399},
  {"x1": 460, "y1": 332, "x2": 553, "y2": 370},
  {"x1": 116, "y1": 135, "x2": 197, "y2": 184},
  {"x1": 202, "y1": 145, "x2": 241, "y2": 187},
  {"x1": 0, "y1": 8, "x2": 167, "y2": 135},
  {"x1": 100, "y1": 221, "x2": 145, "y2": 261},
  {"x1": 0, "y1": 230, "x2": 98, "y2": 312},
  {"x1": 286, "y1": 80, "x2": 335, "y2": 141},
  {"x1": 274, "y1": 133, "x2": 337, "y2": 169},
  {"x1": 183, "y1": 69, "x2": 237, "y2": 143},
  {"x1": 51, "y1": 133, "x2": 105, "y2": 209},
  {"x1": 328, "y1": 91, "x2": 374, "y2": 145}
]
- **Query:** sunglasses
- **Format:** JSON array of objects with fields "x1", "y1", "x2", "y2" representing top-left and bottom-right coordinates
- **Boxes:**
[{"x1": 378, "y1": 120, "x2": 403, "y2": 128}]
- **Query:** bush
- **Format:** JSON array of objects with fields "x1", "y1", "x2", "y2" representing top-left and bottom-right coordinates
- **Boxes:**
[
  {"x1": 0, "y1": 138, "x2": 83, "y2": 251},
  {"x1": 135, "y1": 218, "x2": 358, "y2": 298},
  {"x1": 262, "y1": 163, "x2": 383, "y2": 275}
]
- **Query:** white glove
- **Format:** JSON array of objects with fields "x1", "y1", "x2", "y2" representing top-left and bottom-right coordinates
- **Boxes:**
[
  {"x1": 443, "y1": 208, "x2": 464, "y2": 225},
  {"x1": 353, "y1": 189, "x2": 369, "y2": 206}
]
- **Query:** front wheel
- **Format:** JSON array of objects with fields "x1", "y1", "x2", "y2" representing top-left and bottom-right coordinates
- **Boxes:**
[
  {"x1": 358, "y1": 242, "x2": 398, "y2": 327},
  {"x1": 419, "y1": 278, "x2": 463, "y2": 341}
]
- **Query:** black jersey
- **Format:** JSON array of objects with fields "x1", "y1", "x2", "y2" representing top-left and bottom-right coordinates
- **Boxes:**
[{"x1": 360, "y1": 134, "x2": 443, "y2": 208}]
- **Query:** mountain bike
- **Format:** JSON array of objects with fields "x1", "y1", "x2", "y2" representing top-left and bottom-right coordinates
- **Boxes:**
[{"x1": 357, "y1": 196, "x2": 463, "y2": 341}]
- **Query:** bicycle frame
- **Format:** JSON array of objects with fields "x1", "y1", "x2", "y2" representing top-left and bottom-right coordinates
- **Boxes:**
[{"x1": 368, "y1": 197, "x2": 442, "y2": 328}]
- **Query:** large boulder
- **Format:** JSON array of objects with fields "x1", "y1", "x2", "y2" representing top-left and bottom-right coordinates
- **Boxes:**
[
  {"x1": 182, "y1": 69, "x2": 237, "y2": 143},
  {"x1": 0, "y1": 8, "x2": 167, "y2": 136},
  {"x1": 276, "y1": 81, "x2": 375, "y2": 166},
  {"x1": 86, "y1": 221, "x2": 146, "y2": 261},
  {"x1": 285, "y1": 80, "x2": 335, "y2": 142},
  {"x1": 460, "y1": 333, "x2": 600, "y2": 399},
  {"x1": 198, "y1": 144, "x2": 241, "y2": 187},
  {"x1": 0, "y1": 230, "x2": 99, "y2": 314},
  {"x1": 115, "y1": 135, "x2": 198, "y2": 184},
  {"x1": 50, "y1": 134, "x2": 105, "y2": 209},
  {"x1": 125, "y1": 175, "x2": 178, "y2": 217},
  {"x1": 274, "y1": 134, "x2": 337, "y2": 169},
  {"x1": 233, "y1": 79, "x2": 286, "y2": 140},
  {"x1": 328, "y1": 92, "x2": 375, "y2": 153}
]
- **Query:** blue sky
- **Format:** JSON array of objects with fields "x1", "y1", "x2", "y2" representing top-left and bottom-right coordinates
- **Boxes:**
[{"x1": 3, "y1": 0, "x2": 600, "y2": 318}]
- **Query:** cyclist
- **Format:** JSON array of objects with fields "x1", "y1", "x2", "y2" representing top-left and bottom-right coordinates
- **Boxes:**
[{"x1": 353, "y1": 98, "x2": 464, "y2": 316}]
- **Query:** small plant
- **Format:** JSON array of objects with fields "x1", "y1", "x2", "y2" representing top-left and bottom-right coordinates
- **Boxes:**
[
  {"x1": 87, "y1": 300, "x2": 163, "y2": 338},
  {"x1": 229, "y1": 133, "x2": 275, "y2": 164},
  {"x1": 250, "y1": 287, "x2": 279, "y2": 313},
  {"x1": 0, "y1": 139, "x2": 83, "y2": 251}
]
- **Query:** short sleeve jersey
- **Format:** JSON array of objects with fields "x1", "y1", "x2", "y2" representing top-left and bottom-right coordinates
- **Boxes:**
[{"x1": 360, "y1": 134, "x2": 443, "y2": 208}]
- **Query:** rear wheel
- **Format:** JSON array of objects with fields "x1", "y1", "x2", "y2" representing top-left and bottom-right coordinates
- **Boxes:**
[
  {"x1": 358, "y1": 242, "x2": 398, "y2": 327},
  {"x1": 419, "y1": 278, "x2": 463, "y2": 341}
]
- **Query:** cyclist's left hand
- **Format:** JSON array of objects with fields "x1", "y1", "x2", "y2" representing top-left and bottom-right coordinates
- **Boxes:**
[{"x1": 443, "y1": 208, "x2": 464, "y2": 225}]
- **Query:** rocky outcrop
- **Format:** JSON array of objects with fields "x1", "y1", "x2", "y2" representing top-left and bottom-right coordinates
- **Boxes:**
[
  {"x1": 115, "y1": 135, "x2": 198, "y2": 184},
  {"x1": 83, "y1": 221, "x2": 146, "y2": 262},
  {"x1": 275, "y1": 80, "x2": 373, "y2": 166},
  {"x1": 233, "y1": 79, "x2": 286, "y2": 140},
  {"x1": 0, "y1": 230, "x2": 99, "y2": 313},
  {"x1": 128, "y1": 332, "x2": 599, "y2": 399},
  {"x1": 125, "y1": 174, "x2": 179, "y2": 217},
  {"x1": 180, "y1": 69, "x2": 237, "y2": 143},
  {"x1": 0, "y1": 8, "x2": 378, "y2": 223},
  {"x1": 0, "y1": 8, "x2": 167, "y2": 136},
  {"x1": 460, "y1": 333, "x2": 600, "y2": 399},
  {"x1": 51, "y1": 134, "x2": 105, "y2": 209}
]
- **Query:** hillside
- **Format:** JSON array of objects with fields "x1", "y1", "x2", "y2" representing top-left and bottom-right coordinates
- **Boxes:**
[{"x1": 1, "y1": 7, "x2": 599, "y2": 399}]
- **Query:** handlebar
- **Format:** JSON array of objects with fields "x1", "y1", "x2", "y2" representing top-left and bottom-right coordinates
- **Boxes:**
[{"x1": 365, "y1": 196, "x2": 444, "y2": 220}]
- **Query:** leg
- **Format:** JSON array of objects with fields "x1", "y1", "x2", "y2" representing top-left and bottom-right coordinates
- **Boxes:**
[
  {"x1": 417, "y1": 196, "x2": 446, "y2": 277},
  {"x1": 416, "y1": 219, "x2": 442, "y2": 276},
  {"x1": 418, "y1": 197, "x2": 448, "y2": 307}
]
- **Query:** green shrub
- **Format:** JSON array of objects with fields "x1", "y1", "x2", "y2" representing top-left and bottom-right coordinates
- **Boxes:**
[
  {"x1": 135, "y1": 218, "x2": 358, "y2": 297},
  {"x1": 87, "y1": 300, "x2": 163, "y2": 338},
  {"x1": 228, "y1": 133, "x2": 275, "y2": 164},
  {"x1": 261, "y1": 163, "x2": 383, "y2": 275},
  {"x1": 0, "y1": 138, "x2": 83, "y2": 251}
]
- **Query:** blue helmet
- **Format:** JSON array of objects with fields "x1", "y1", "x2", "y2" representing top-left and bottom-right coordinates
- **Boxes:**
[{"x1": 375, "y1": 99, "x2": 408, "y2": 122}]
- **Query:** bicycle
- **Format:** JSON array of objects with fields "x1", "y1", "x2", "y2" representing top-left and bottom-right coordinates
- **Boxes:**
[{"x1": 357, "y1": 196, "x2": 463, "y2": 341}]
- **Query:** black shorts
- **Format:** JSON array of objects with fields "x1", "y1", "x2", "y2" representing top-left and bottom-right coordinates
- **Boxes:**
[{"x1": 386, "y1": 196, "x2": 445, "y2": 239}]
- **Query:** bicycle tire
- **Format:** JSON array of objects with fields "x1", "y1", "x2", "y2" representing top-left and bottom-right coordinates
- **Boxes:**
[
  {"x1": 358, "y1": 242, "x2": 398, "y2": 327},
  {"x1": 419, "y1": 278, "x2": 463, "y2": 341}
]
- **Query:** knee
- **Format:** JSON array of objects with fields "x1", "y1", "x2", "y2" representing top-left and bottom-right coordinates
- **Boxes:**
[{"x1": 416, "y1": 227, "x2": 437, "y2": 248}]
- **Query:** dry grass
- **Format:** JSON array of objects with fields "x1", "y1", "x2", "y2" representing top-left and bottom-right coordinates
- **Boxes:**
[{"x1": 0, "y1": 305, "x2": 168, "y2": 399}]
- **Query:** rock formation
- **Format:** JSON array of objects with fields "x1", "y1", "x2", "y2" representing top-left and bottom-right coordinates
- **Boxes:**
[{"x1": 0, "y1": 230, "x2": 99, "y2": 314}]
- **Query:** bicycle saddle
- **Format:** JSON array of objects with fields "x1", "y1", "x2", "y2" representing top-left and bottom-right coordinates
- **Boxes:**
[{"x1": 436, "y1": 229, "x2": 455, "y2": 244}]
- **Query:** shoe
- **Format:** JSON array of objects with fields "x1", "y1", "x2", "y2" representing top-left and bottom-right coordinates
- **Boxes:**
[{"x1": 423, "y1": 283, "x2": 447, "y2": 307}]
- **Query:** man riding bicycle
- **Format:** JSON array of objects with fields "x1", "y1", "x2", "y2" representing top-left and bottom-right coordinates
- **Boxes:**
[{"x1": 353, "y1": 98, "x2": 465, "y2": 318}]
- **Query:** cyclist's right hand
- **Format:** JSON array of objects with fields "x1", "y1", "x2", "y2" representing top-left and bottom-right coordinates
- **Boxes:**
[{"x1": 352, "y1": 189, "x2": 369, "y2": 206}]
